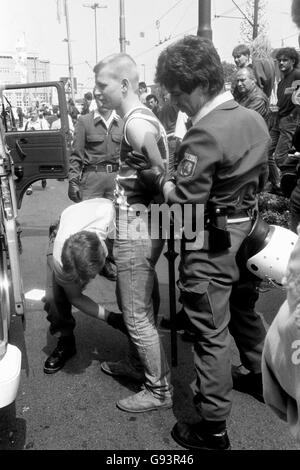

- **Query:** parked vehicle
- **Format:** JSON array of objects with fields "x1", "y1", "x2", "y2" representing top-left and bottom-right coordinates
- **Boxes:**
[{"x1": 0, "y1": 81, "x2": 69, "y2": 408}]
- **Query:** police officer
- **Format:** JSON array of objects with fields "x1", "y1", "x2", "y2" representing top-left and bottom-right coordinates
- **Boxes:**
[
  {"x1": 68, "y1": 86, "x2": 123, "y2": 203},
  {"x1": 126, "y1": 35, "x2": 270, "y2": 451}
]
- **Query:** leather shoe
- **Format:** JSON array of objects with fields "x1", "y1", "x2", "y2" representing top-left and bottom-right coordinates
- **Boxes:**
[
  {"x1": 171, "y1": 421, "x2": 231, "y2": 451},
  {"x1": 116, "y1": 389, "x2": 173, "y2": 413},
  {"x1": 232, "y1": 366, "x2": 264, "y2": 403},
  {"x1": 44, "y1": 335, "x2": 76, "y2": 374},
  {"x1": 101, "y1": 360, "x2": 145, "y2": 382},
  {"x1": 101, "y1": 260, "x2": 117, "y2": 281}
]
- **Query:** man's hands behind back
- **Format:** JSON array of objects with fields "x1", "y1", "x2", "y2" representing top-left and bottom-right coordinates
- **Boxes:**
[{"x1": 125, "y1": 146, "x2": 166, "y2": 195}]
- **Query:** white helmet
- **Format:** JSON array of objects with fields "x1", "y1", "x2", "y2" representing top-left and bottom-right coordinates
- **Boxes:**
[{"x1": 246, "y1": 225, "x2": 298, "y2": 285}]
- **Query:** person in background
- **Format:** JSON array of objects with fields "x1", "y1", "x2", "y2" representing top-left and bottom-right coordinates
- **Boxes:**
[
  {"x1": 138, "y1": 81, "x2": 148, "y2": 104},
  {"x1": 67, "y1": 98, "x2": 80, "y2": 125},
  {"x1": 267, "y1": 47, "x2": 300, "y2": 193},
  {"x1": 232, "y1": 41, "x2": 275, "y2": 98},
  {"x1": 146, "y1": 94, "x2": 161, "y2": 118},
  {"x1": 25, "y1": 109, "x2": 49, "y2": 131},
  {"x1": 235, "y1": 66, "x2": 270, "y2": 125},
  {"x1": 25, "y1": 108, "x2": 49, "y2": 194},
  {"x1": 45, "y1": 105, "x2": 60, "y2": 127},
  {"x1": 51, "y1": 109, "x2": 74, "y2": 136},
  {"x1": 158, "y1": 92, "x2": 179, "y2": 176},
  {"x1": 81, "y1": 91, "x2": 93, "y2": 115},
  {"x1": 16, "y1": 107, "x2": 25, "y2": 130}
]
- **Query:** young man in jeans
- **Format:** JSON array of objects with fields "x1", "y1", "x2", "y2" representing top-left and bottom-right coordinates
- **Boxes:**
[{"x1": 93, "y1": 54, "x2": 173, "y2": 413}]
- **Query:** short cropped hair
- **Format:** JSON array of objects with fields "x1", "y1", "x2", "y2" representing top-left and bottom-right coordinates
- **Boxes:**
[
  {"x1": 84, "y1": 92, "x2": 93, "y2": 101},
  {"x1": 155, "y1": 35, "x2": 224, "y2": 97},
  {"x1": 275, "y1": 47, "x2": 299, "y2": 68},
  {"x1": 139, "y1": 81, "x2": 147, "y2": 89},
  {"x1": 232, "y1": 44, "x2": 251, "y2": 57},
  {"x1": 61, "y1": 231, "x2": 106, "y2": 288}
]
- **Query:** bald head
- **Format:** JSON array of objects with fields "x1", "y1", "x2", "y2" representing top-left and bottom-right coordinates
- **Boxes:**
[
  {"x1": 93, "y1": 53, "x2": 139, "y2": 90},
  {"x1": 236, "y1": 67, "x2": 256, "y2": 95}
]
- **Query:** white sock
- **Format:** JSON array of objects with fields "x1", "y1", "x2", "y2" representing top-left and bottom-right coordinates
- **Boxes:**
[{"x1": 97, "y1": 304, "x2": 106, "y2": 321}]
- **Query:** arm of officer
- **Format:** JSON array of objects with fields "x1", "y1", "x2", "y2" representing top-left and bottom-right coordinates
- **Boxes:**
[
  {"x1": 126, "y1": 118, "x2": 165, "y2": 169},
  {"x1": 68, "y1": 116, "x2": 85, "y2": 182},
  {"x1": 164, "y1": 128, "x2": 220, "y2": 204}
]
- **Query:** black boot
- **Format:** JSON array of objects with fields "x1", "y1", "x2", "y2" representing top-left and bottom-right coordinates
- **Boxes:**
[
  {"x1": 232, "y1": 366, "x2": 264, "y2": 403},
  {"x1": 171, "y1": 421, "x2": 231, "y2": 451},
  {"x1": 44, "y1": 335, "x2": 76, "y2": 374}
]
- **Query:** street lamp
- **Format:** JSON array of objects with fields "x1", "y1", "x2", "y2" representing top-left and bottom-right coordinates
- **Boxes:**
[{"x1": 83, "y1": 3, "x2": 107, "y2": 64}]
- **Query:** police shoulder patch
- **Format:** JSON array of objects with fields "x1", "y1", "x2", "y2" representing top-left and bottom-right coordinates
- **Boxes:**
[{"x1": 178, "y1": 152, "x2": 198, "y2": 178}]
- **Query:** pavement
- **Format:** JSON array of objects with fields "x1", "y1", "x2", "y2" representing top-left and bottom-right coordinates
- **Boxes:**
[{"x1": 0, "y1": 179, "x2": 298, "y2": 451}]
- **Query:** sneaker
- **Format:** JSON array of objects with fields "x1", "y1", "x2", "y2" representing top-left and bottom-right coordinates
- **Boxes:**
[
  {"x1": 116, "y1": 389, "x2": 173, "y2": 413},
  {"x1": 100, "y1": 360, "x2": 145, "y2": 382},
  {"x1": 44, "y1": 335, "x2": 76, "y2": 374},
  {"x1": 171, "y1": 421, "x2": 231, "y2": 451},
  {"x1": 232, "y1": 367, "x2": 264, "y2": 403}
]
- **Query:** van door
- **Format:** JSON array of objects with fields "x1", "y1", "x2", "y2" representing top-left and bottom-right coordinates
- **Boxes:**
[{"x1": 1, "y1": 81, "x2": 69, "y2": 208}]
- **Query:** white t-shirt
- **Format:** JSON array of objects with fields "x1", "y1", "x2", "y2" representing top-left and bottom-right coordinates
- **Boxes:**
[
  {"x1": 174, "y1": 111, "x2": 188, "y2": 140},
  {"x1": 53, "y1": 198, "x2": 115, "y2": 286}
]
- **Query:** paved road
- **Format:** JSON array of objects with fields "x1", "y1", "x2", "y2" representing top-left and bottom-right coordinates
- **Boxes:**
[{"x1": 0, "y1": 179, "x2": 298, "y2": 450}]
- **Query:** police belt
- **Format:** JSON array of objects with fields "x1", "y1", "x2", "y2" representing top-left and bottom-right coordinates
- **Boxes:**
[
  {"x1": 83, "y1": 162, "x2": 119, "y2": 173},
  {"x1": 204, "y1": 210, "x2": 252, "y2": 229}
]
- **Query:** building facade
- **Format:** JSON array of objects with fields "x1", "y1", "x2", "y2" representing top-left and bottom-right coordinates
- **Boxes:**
[{"x1": 0, "y1": 52, "x2": 51, "y2": 109}]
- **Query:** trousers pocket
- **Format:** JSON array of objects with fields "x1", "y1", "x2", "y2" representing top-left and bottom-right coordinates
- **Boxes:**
[{"x1": 179, "y1": 279, "x2": 230, "y2": 330}]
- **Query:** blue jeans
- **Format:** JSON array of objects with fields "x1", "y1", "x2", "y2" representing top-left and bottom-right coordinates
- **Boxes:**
[{"x1": 113, "y1": 206, "x2": 172, "y2": 399}]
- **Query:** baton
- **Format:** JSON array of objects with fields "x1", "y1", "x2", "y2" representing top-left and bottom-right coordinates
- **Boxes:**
[{"x1": 164, "y1": 214, "x2": 178, "y2": 367}]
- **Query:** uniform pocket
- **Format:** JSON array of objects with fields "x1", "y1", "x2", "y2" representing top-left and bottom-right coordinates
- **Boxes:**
[
  {"x1": 179, "y1": 279, "x2": 230, "y2": 330},
  {"x1": 86, "y1": 135, "x2": 105, "y2": 143}
]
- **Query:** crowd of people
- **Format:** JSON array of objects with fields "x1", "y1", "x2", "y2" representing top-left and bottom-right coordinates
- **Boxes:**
[{"x1": 20, "y1": 0, "x2": 300, "y2": 450}]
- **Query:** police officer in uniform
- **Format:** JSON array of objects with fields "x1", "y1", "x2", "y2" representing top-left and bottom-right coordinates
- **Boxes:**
[{"x1": 126, "y1": 35, "x2": 271, "y2": 450}]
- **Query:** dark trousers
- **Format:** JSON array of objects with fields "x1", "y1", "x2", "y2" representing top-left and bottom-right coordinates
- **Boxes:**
[
  {"x1": 44, "y1": 224, "x2": 75, "y2": 337},
  {"x1": 268, "y1": 114, "x2": 299, "y2": 187},
  {"x1": 290, "y1": 179, "x2": 300, "y2": 233},
  {"x1": 179, "y1": 222, "x2": 266, "y2": 422},
  {"x1": 80, "y1": 171, "x2": 117, "y2": 201}
]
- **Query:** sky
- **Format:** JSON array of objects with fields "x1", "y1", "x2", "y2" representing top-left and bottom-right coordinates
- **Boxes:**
[{"x1": 0, "y1": 0, "x2": 299, "y2": 94}]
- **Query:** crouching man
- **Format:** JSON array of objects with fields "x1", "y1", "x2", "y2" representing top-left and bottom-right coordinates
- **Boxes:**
[{"x1": 43, "y1": 197, "x2": 126, "y2": 374}]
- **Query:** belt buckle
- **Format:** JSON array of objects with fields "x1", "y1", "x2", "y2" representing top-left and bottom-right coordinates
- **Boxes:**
[{"x1": 106, "y1": 164, "x2": 113, "y2": 173}]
